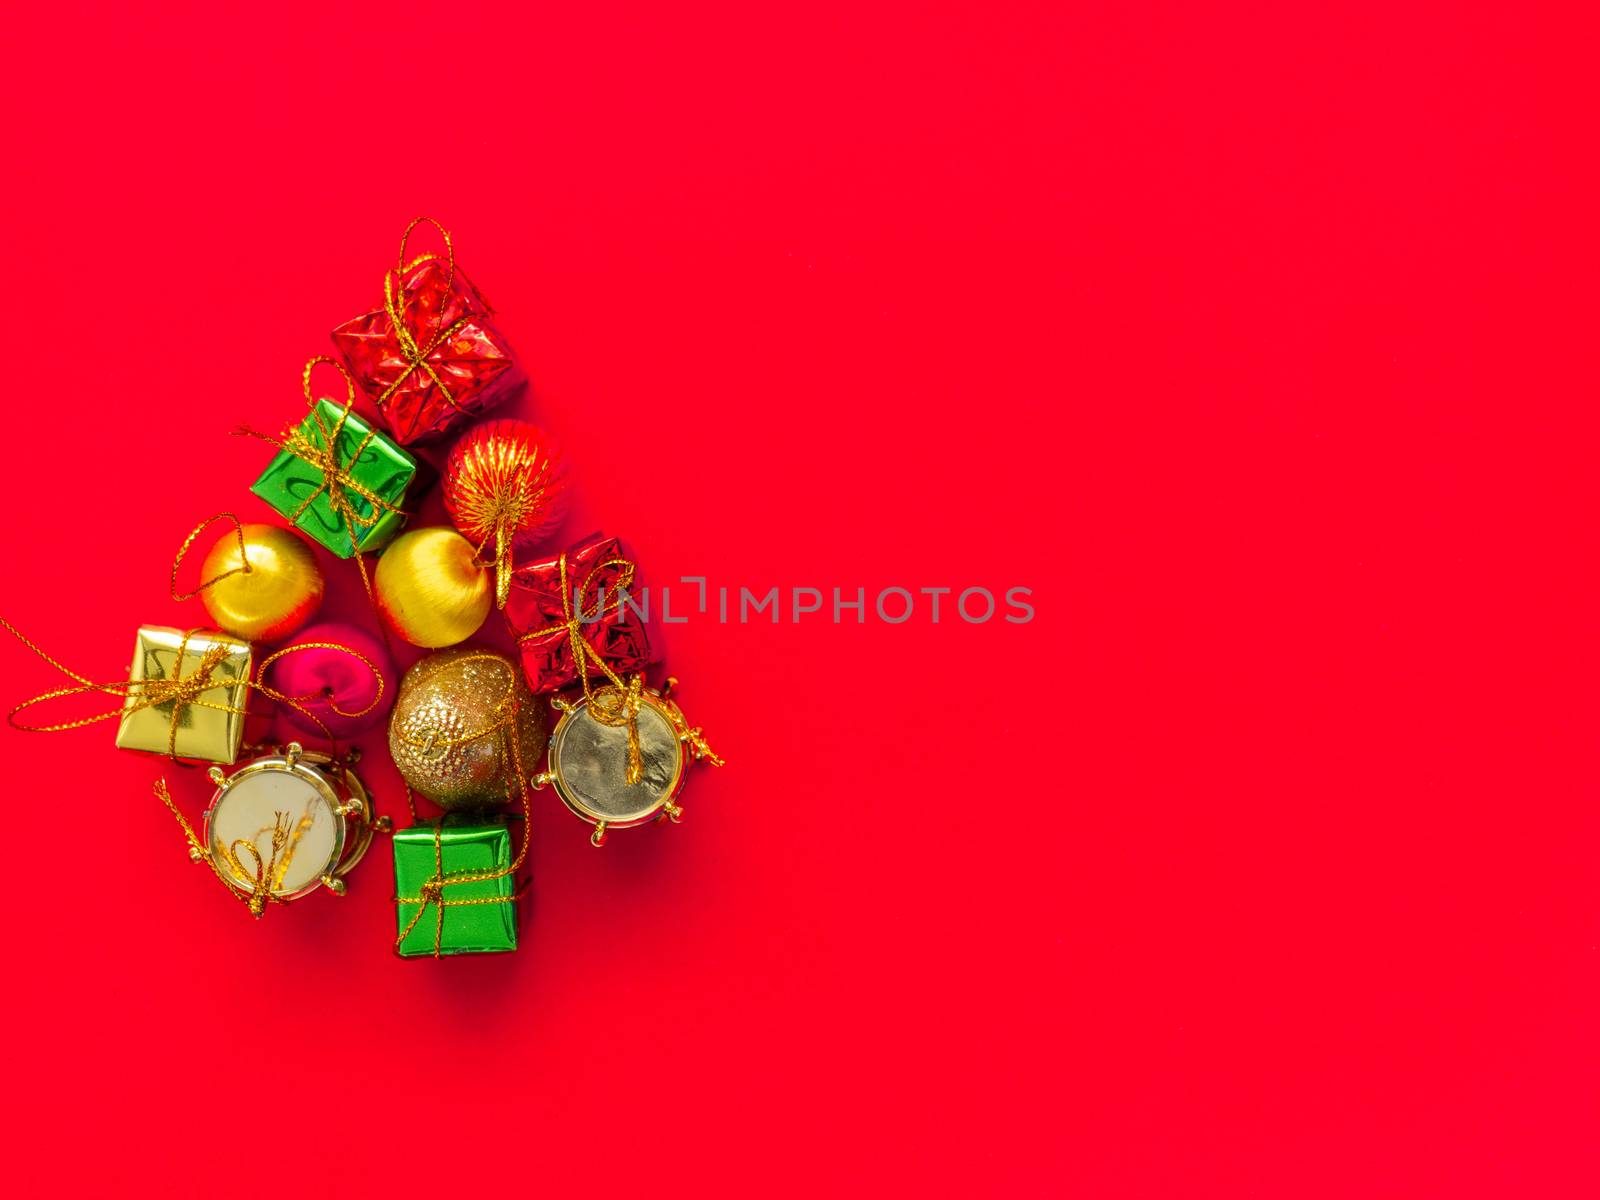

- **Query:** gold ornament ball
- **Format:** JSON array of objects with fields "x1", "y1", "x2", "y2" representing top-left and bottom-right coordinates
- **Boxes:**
[
  {"x1": 388, "y1": 648, "x2": 547, "y2": 810},
  {"x1": 375, "y1": 527, "x2": 492, "y2": 648},
  {"x1": 199, "y1": 523, "x2": 325, "y2": 643}
]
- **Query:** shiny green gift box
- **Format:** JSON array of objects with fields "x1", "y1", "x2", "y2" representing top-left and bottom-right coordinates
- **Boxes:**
[
  {"x1": 393, "y1": 817, "x2": 520, "y2": 958},
  {"x1": 249, "y1": 398, "x2": 416, "y2": 558}
]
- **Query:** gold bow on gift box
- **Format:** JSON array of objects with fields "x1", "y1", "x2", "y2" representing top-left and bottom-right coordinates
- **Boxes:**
[
  {"x1": 378, "y1": 216, "x2": 481, "y2": 415},
  {"x1": 240, "y1": 359, "x2": 407, "y2": 552}
]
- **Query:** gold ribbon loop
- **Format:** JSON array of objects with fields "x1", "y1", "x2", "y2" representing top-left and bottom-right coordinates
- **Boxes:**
[
  {"x1": 226, "y1": 817, "x2": 290, "y2": 918},
  {"x1": 306, "y1": 352, "x2": 358, "y2": 410},
  {"x1": 170, "y1": 513, "x2": 252, "y2": 601},
  {"x1": 398, "y1": 215, "x2": 456, "y2": 283},
  {"x1": 379, "y1": 217, "x2": 477, "y2": 414}
]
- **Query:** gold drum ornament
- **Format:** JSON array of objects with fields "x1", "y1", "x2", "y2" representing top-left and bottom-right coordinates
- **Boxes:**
[
  {"x1": 534, "y1": 677, "x2": 722, "y2": 846},
  {"x1": 199, "y1": 743, "x2": 387, "y2": 914}
]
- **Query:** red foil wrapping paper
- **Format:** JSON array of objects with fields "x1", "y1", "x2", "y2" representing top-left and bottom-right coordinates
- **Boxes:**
[
  {"x1": 505, "y1": 534, "x2": 654, "y2": 694},
  {"x1": 331, "y1": 256, "x2": 522, "y2": 446}
]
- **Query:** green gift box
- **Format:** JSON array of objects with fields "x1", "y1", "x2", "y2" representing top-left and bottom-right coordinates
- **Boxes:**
[
  {"x1": 249, "y1": 398, "x2": 416, "y2": 558},
  {"x1": 394, "y1": 817, "x2": 520, "y2": 958}
]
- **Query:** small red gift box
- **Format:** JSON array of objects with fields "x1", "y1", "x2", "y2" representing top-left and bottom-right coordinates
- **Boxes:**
[
  {"x1": 505, "y1": 534, "x2": 654, "y2": 694},
  {"x1": 331, "y1": 219, "x2": 522, "y2": 447}
]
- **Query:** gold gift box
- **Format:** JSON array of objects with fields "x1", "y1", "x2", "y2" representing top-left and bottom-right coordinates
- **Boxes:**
[{"x1": 114, "y1": 626, "x2": 253, "y2": 764}]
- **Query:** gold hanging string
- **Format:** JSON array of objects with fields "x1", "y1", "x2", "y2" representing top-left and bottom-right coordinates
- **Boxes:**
[
  {"x1": 516, "y1": 552, "x2": 647, "y2": 782},
  {"x1": 255, "y1": 640, "x2": 387, "y2": 723},
  {"x1": 156, "y1": 776, "x2": 218, "y2": 860},
  {"x1": 375, "y1": 216, "x2": 479, "y2": 415},
  {"x1": 1, "y1": 618, "x2": 384, "y2": 762},
  {"x1": 393, "y1": 651, "x2": 534, "y2": 957},
  {"x1": 234, "y1": 357, "x2": 407, "y2": 640},
  {"x1": 476, "y1": 529, "x2": 513, "y2": 611},
  {"x1": 170, "y1": 513, "x2": 252, "y2": 600},
  {"x1": 661, "y1": 687, "x2": 725, "y2": 768}
]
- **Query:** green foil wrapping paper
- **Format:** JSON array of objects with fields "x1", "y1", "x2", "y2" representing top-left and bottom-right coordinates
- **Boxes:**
[
  {"x1": 394, "y1": 817, "x2": 519, "y2": 958},
  {"x1": 114, "y1": 625, "x2": 252, "y2": 764},
  {"x1": 249, "y1": 398, "x2": 417, "y2": 558}
]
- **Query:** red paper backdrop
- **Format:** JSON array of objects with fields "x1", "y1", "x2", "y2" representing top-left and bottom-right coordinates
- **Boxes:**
[{"x1": 1, "y1": 4, "x2": 1595, "y2": 1195}]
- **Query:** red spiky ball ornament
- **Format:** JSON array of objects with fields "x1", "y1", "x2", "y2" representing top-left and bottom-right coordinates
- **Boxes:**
[{"x1": 443, "y1": 419, "x2": 571, "y2": 608}]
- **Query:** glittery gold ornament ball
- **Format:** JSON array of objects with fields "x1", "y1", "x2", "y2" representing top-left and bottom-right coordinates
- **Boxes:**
[
  {"x1": 199, "y1": 523, "x2": 324, "y2": 643},
  {"x1": 388, "y1": 648, "x2": 547, "y2": 810}
]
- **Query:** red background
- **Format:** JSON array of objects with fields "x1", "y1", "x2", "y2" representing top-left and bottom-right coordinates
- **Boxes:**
[{"x1": 1, "y1": 3, "x2": 1594, "y2": 1195}]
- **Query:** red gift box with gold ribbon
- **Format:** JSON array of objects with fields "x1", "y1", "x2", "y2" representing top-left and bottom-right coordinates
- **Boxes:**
[
  {"x1": 504, "y1": 534, "x2": 654, "y2": 695},
  {"x1": 331, "y1": 218, "x2": 523, "y2": 446}
]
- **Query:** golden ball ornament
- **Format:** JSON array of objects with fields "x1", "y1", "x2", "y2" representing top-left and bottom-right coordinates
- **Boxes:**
[
  {"x1": 388, "y1": 648, "x2": 547, "y2": 810},
  {"x1": 374, "y1": 527, "x2": 492, "y2": 648},
  {"x1": 198, "y1": 523, "x2": 324, "y2": 643}
]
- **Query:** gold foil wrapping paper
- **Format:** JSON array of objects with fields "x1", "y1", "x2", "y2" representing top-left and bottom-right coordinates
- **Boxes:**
[{"x1": 114, "y1": 626, "x2": 252, "y2": 764}]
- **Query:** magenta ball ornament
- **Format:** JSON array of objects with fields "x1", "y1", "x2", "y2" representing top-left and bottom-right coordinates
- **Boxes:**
[{"x1": 268, "y1": 621, "x2": 397, "y2": 740}]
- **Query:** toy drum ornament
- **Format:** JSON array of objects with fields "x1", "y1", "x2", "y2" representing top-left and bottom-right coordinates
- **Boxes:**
[
  {"x1": 196, "y1": 743, "x2": 389, "y2": 915},
  {"x1": 534, "y1": 678, "x2": 724, "y2": 846}
]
